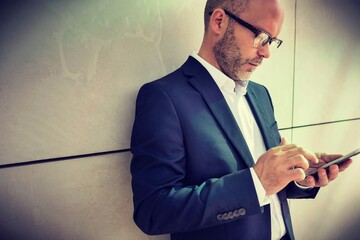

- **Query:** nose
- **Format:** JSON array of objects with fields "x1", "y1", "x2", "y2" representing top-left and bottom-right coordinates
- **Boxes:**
[{"x1": 257, "y1": 43, "x2": 271, "y2": 59}]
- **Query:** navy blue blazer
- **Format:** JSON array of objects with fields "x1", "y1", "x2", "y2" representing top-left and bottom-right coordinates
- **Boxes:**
[{"x1": 131, "y1": 57, "x2": 319, "y2": 240}]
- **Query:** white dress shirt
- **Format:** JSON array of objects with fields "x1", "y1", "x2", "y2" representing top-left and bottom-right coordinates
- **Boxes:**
[{"x1": 191, "y1": 53, "x2": 286, "y2": 240}]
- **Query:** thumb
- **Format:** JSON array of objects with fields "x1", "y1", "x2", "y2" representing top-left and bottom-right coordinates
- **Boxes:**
[
  {"x1": 280, "y1": 137, "x2": 287, "y2": 146},
  {"x1": 291, "y1": 168, "x2": 306, "y2": 182}
]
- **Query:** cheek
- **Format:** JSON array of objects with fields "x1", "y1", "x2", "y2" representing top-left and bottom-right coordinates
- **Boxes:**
[
  {"x1": 236, "y1": 42, "x2": 256, "y2": 60},
  {"x1": 233, "y1": 32, "x2": 257, "y2": 58}
]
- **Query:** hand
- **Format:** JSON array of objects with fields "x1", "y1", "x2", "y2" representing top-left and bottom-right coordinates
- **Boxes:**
[
  {"x1": 253, "y1": 138, "x2": 319, "y2": 195},
  {"x1": 296, "y1": 153, "x2": 353, "y2": 188}
]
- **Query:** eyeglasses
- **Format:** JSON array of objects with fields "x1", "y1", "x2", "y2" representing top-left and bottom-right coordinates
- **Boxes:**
[{"x1": 209, "y1": 9, "x2": 283, "y2": 50}]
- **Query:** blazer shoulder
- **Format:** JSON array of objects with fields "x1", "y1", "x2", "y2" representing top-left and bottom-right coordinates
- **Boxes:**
[
  {"x1": 249, "y1": 81, "x2": 273, "y2": 97},
  {"x1": 141, "y1": 56, "x2": 205, "y2": 90},
  {"x1": 248, "y1": 81, "x2": 268, "y2": 92},
  {"x1": 142, "y1": 67, "x2": 187, "y2": 91},
  {"x1": 248, "y1": 81, "x2": 275, "y2": 110}
]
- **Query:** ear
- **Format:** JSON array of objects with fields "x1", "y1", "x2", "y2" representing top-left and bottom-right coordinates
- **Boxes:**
[{"x1": 208, "y1": 8, "x2": 228, "y2": 36}]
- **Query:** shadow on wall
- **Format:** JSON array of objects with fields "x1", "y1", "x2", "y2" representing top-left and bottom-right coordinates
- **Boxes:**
[
  {"x1": 333, "y1": 214, "x2": 360, "y2": 240},
  {"x1": 0, "y1": 152, "x2": 148, "y2": 240}
]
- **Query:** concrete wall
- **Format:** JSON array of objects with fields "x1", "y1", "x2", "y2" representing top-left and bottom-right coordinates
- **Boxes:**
[{"x1": 0, "y1": 0, "x2": 359, "y2": 239}]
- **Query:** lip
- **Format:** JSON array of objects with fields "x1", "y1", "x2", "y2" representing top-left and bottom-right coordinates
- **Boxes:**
[{"x1": 248, "y1": 62, "x2": 260, "y2": 67}]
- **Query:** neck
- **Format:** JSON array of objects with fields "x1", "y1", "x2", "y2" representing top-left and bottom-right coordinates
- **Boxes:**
[{"x1": 198, "y1": 40, "x2": 221, "y2": 72}]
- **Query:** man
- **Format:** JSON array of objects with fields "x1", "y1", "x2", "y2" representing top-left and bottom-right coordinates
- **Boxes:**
[{"x1": 130, "y1": 0, "x2": 352, "y2": 239}]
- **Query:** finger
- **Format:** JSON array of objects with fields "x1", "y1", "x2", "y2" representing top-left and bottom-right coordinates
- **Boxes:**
[
  {"x1": 270, "y1": 144, "x2": 297, "y2": 154},
  {"x1": 316, "y1": 169, "x2": 329, "y2": 186},
  {"x1": 296, "y1": 176, "x2": 316, "y2": 188},
  {"x1": 279, "y1": 144, "x2": 298, "y2": 152},
  {"x1": 327, "y1": 165, "x2": 339, "y2": 181},
  {"x1": 338, "y1": 159, "x2": 353, "y2": 172},
  {"x1": 288, "y1": 155, "x2": 310, "y2": 170},
  {"x1": 286, "y1": 147, "x2": 319, "y2": 164},
  {"x1": 299, "y1": 149, "x2": 319, "y2": 164},
  {"x1": 280, "y1": 137, "x2": 287, "y2": 146},
  {"x1": 315, "y1": 152, "x2": 326, "y2": 159},
  {"x1": 289, "y1": 167, "x2": 306, "y2": 182},
  {"x1": 304, "y1": 175, "x2": 316, "y2": 187}
]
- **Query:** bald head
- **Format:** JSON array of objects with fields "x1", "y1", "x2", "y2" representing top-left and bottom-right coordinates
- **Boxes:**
[
  {"x1": 204, "y1": 0, "x2": 250, "y2": 32},
  {"x1": 242, "y1": 0, "x2": 284, "y2": 37},
  {"x1": 204, "y1": 0, "x2": 284, "y2": 36}
]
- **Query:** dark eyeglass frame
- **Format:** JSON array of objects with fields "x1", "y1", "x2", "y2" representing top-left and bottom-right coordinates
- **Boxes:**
[{"x1": 209, "y1": 9, "x2": 283, "y2": 49}]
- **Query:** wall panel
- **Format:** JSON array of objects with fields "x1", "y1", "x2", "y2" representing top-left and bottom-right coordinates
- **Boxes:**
[
  {"x1": 0, "y1": 0, "x2": 205, "y2": 165},
  {"x1": 0, "y1": 151, "x2": 150, "y2": 240},
  {"x1": 293, "y1": 0, "x2": 360, "y2": 126},
  {"x1": 290, "y1": 120, "x2": 360, "y2": 239}
]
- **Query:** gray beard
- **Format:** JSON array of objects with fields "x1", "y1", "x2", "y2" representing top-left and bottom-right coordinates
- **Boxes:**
[
  {"x1": 236, "y1": 70, "x2": 253, "y2": 81},
  {"x1": 213, "y1": 25, "x2": 253, "y2": 82}
]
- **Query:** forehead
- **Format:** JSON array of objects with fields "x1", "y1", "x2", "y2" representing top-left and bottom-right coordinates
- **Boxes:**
[{"x1": 239, "y1": 0, "x2": 284, "y2": 37}]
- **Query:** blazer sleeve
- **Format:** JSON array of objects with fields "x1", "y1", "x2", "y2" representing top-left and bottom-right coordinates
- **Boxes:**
[
  {"x1": 285, "y1": 182, "x2": 320, "y2": 199},
  {"x1": 130, "y1": 82, "x2": 264, "y2": 235}
]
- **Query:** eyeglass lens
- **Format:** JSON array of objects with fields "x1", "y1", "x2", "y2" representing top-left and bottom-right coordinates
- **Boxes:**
[{"x1": 254, "y1": 33, "x2": 281, "y2": 50}]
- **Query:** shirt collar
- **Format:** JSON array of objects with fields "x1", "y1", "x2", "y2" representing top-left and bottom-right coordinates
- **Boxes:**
[{"x1": 191, "y1": 52, "x2": 248, "y2": 96}]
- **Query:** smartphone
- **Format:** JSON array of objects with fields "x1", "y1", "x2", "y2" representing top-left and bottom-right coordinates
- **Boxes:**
[{"x1": 306, "y1": 148, "x2": 360, "y2": 177}]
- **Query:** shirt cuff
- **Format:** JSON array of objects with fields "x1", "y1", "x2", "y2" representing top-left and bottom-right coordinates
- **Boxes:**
[
  {"x1": 250, "y1": 167, "x2": 271, "y2": 207},
  {"x1": 294, "y1": 181, "x2": 313, "y2": 190}
]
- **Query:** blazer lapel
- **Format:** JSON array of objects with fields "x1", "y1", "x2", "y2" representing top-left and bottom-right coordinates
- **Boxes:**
[
  {"x1": 246, "y1": 86, "x2": 277, "y2": 150},
  {"x1": 246, "y1": 84, "x2": 294, "y2": 237},
  {"x1": 182, "y1": 57, "x2": 254, "y2": 168}
]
